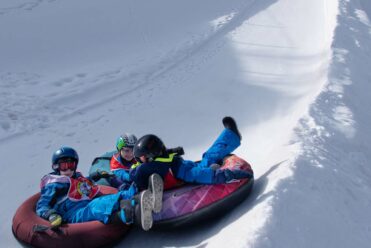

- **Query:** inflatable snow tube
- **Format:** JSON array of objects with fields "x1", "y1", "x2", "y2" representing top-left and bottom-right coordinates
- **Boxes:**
[
  {"x1": 153, "y1": 154, "x2": 254, "y2": 228},
  {"x1": 90, "y1": 153, "x2": 254, "y2": 229},
  {"x1": 12, "y1": 185, "x2": 130, "y2": 248}
]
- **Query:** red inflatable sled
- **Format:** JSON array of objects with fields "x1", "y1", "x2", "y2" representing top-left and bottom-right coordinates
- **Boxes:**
[{"x1": 12, "y1": 186, "x2": 130, "y2": 248}]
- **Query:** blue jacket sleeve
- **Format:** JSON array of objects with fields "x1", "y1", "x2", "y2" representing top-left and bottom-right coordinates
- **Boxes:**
[
  {"x1": 36, "y1": 182, "x2": 66, "y2": 219},
  {"x1": 113, "y1": 169, "x2": 130, "y2": 182}
]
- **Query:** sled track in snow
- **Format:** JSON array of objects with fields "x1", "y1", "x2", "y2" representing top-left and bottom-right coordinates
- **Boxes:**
[
  {"x1": 0, "y1": 0, "x2": 277, "y2": 143},
  {"x1": 46, "y1": 0, "x2": 276, "y2": 117},
  {"x1": 0, "y1": 0, "x2": 58, "y2": 16}
]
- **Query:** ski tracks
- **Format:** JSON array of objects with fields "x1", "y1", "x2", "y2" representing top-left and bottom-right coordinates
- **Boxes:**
[
  {"x1": 0, "y1": 0, "x2": 57, "y2": 16},
  {"x1": 0, "y1": 0, "x2": 273, "y2": 143}
]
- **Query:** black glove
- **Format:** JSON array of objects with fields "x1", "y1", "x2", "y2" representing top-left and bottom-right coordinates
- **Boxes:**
[
  {"x1": 48, "y1": 214, "x2": 62, "y2": 228},
  {"x1": 99, "y1": 171, "x2": 112, "y2": 178},
  {"x1": 224, "y1": 169, "x2": 252, "y2": 181},
  {"x1": 166, "y1": 147, "x2": 184, "y2": 156},
  {"x1": 90, "y1": 170, "x2": 113, "y2": 181}
]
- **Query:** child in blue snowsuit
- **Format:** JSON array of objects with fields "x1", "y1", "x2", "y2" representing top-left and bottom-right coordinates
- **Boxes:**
[
  {"x1": 36, "y1": 146, "x2": 163, "y2": 231},
  {"x1": 130, "y1": 116, "x2": 253, "y2": 190}
]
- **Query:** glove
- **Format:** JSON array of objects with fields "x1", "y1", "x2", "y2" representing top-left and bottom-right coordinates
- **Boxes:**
[
  {"x1": 224, "y1": 169, "x2": 252, "y2": 182},
  {"x1": 48, "y1": 214, "x2": 62, "y2": 228},
  {"x1": 210, "y1": 163, "x2": 221, "y2": 170},
  {"x1": 98, "y1": 170, "x2": 112, "y2": 178},
  {"x1": 90, "y1": 170, "x2": 113, "y2": 181},
  {"x1": 166, "y1": 147, "x2": 184, "y2": 156}
]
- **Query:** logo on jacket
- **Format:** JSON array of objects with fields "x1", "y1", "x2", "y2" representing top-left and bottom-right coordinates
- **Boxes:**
[{"x1": 77, "y1": 181, "x2": 93, "y2": 196}]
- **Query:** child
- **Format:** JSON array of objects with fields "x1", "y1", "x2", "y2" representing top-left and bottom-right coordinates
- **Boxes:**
[
  {"x1": 130, "y1": 116, "x2": 253, "y2": 190},
  {"x1": 36, "y1": 146, "x2": 163, "y2": 231},
  {"x1": 109, "y1": 134, "x2": 139, "y2": 188}
]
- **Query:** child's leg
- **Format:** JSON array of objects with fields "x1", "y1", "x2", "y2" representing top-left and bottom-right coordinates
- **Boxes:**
[
  {"x1": 68, "y1": 184, "x2": 137, "y2": 224},
  {"x1": 174, "y1": 160, "x2": 215, "y2": 184},
  {"x1": 175, "y1": 159, "x2": 251, "y2": 185},
  {"x1": 198, "y1": 129, "x2": 241, "y2": 167},
  {"x1": 69, "y1": 193, "x2": 122, "y2": 224}
]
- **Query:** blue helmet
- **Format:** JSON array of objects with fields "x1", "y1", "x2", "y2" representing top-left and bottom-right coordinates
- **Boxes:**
[{"x1": 52, "y1": 146, "x2": 79, "y2": 171}]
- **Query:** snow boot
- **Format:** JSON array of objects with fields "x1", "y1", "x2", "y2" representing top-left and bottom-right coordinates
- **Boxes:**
[
  {"x1": 134, "y1": 174, "x2": 164, "y2": 231},
  {"x1": 135, "y1": 190, "x2": 155, "y2": 231},
  {"x1": 148, "y1": 173, "x2": 164, "y2": 213},
  {"x1": 223, "y1": 116, "x2": 242, "y2": 140}
]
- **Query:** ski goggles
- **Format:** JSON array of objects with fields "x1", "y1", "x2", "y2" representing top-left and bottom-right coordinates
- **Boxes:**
[
  {"x1": 59, "y1": 161, "x2": 77, "y2": 171},
  {"x1": 57, "y1": 159, "x2": 77, "y2": 171}
]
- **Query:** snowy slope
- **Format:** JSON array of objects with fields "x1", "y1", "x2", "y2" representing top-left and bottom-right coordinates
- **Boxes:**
[
  {"x1": 257, "y1": 1, "x2": 371, "y2": 247},
  {"x1": 1, "y1": 0, "x2": 370, "y2": 247}
]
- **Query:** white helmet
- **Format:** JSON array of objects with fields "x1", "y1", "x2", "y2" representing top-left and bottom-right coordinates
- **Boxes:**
[{"x1": 116, "y1": 133, "x2": 137, "y2": 150}]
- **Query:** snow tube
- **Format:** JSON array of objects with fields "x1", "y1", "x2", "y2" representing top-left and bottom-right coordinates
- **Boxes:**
[
  {"x1": 12, "y1": 185, "x2": 130, "y2": 248},
  {"x1": 90, "y1": 153, "x2": 254, "y2": 228}
]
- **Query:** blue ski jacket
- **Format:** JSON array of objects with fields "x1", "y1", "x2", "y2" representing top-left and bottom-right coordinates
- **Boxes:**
[{"x1": 36, "y1": 172, "x2": 133, "y2": 224}]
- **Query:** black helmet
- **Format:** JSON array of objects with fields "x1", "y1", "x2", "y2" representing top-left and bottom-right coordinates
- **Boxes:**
[
  {"x1": 133, "y1": 134, "x2": 165, "y2": 162},
  {"x1": 51, "y1": 146, "x2": 79, "y2": 171}
]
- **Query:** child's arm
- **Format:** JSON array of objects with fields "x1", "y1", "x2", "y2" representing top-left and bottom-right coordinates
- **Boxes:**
[
  {"x1": 36, "y1": 183, "x2": 63, "y2": 219},
  {"x1": 112, "y1": 169, "x2": 130, "y2": 182}
]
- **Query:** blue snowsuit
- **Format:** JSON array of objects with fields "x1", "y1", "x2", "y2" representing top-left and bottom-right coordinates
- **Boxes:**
[
  {"x1": 36, "y1": 172, "x2": 134, "y2": 224},
  {"x1": 130, "y1": 128, "x2": 247, "y2": 190}
]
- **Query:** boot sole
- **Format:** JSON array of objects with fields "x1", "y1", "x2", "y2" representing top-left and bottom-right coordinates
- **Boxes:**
[
  {"x1": 148, "y1": 174, "x2": 164, "y2": 213},
  {"x1": 139, "y1": 190, "x2": 154, "y2": 231}
]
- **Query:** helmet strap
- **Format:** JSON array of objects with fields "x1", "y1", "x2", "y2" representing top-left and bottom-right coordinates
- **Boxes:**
[{"x1": 52, "y1": 164, "x2": 59, "y2": 171}]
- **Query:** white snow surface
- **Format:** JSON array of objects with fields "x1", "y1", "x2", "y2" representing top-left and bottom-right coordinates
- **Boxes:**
[{"x1": 1, "y1": 0, "x2": 371, "y2": 247}]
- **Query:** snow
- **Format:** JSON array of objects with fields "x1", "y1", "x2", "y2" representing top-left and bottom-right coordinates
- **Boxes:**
[{"x1": 1, "y1": 0, "x2": 370, "y2": 247}]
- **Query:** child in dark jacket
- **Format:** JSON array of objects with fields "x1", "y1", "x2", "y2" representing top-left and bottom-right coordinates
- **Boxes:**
[
  {"x1": 130, "y1": 116, "x2": 253, "y2": 190},
  {"x1": 36, "y1": 146, "x2": 163, "y2": 231}
]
